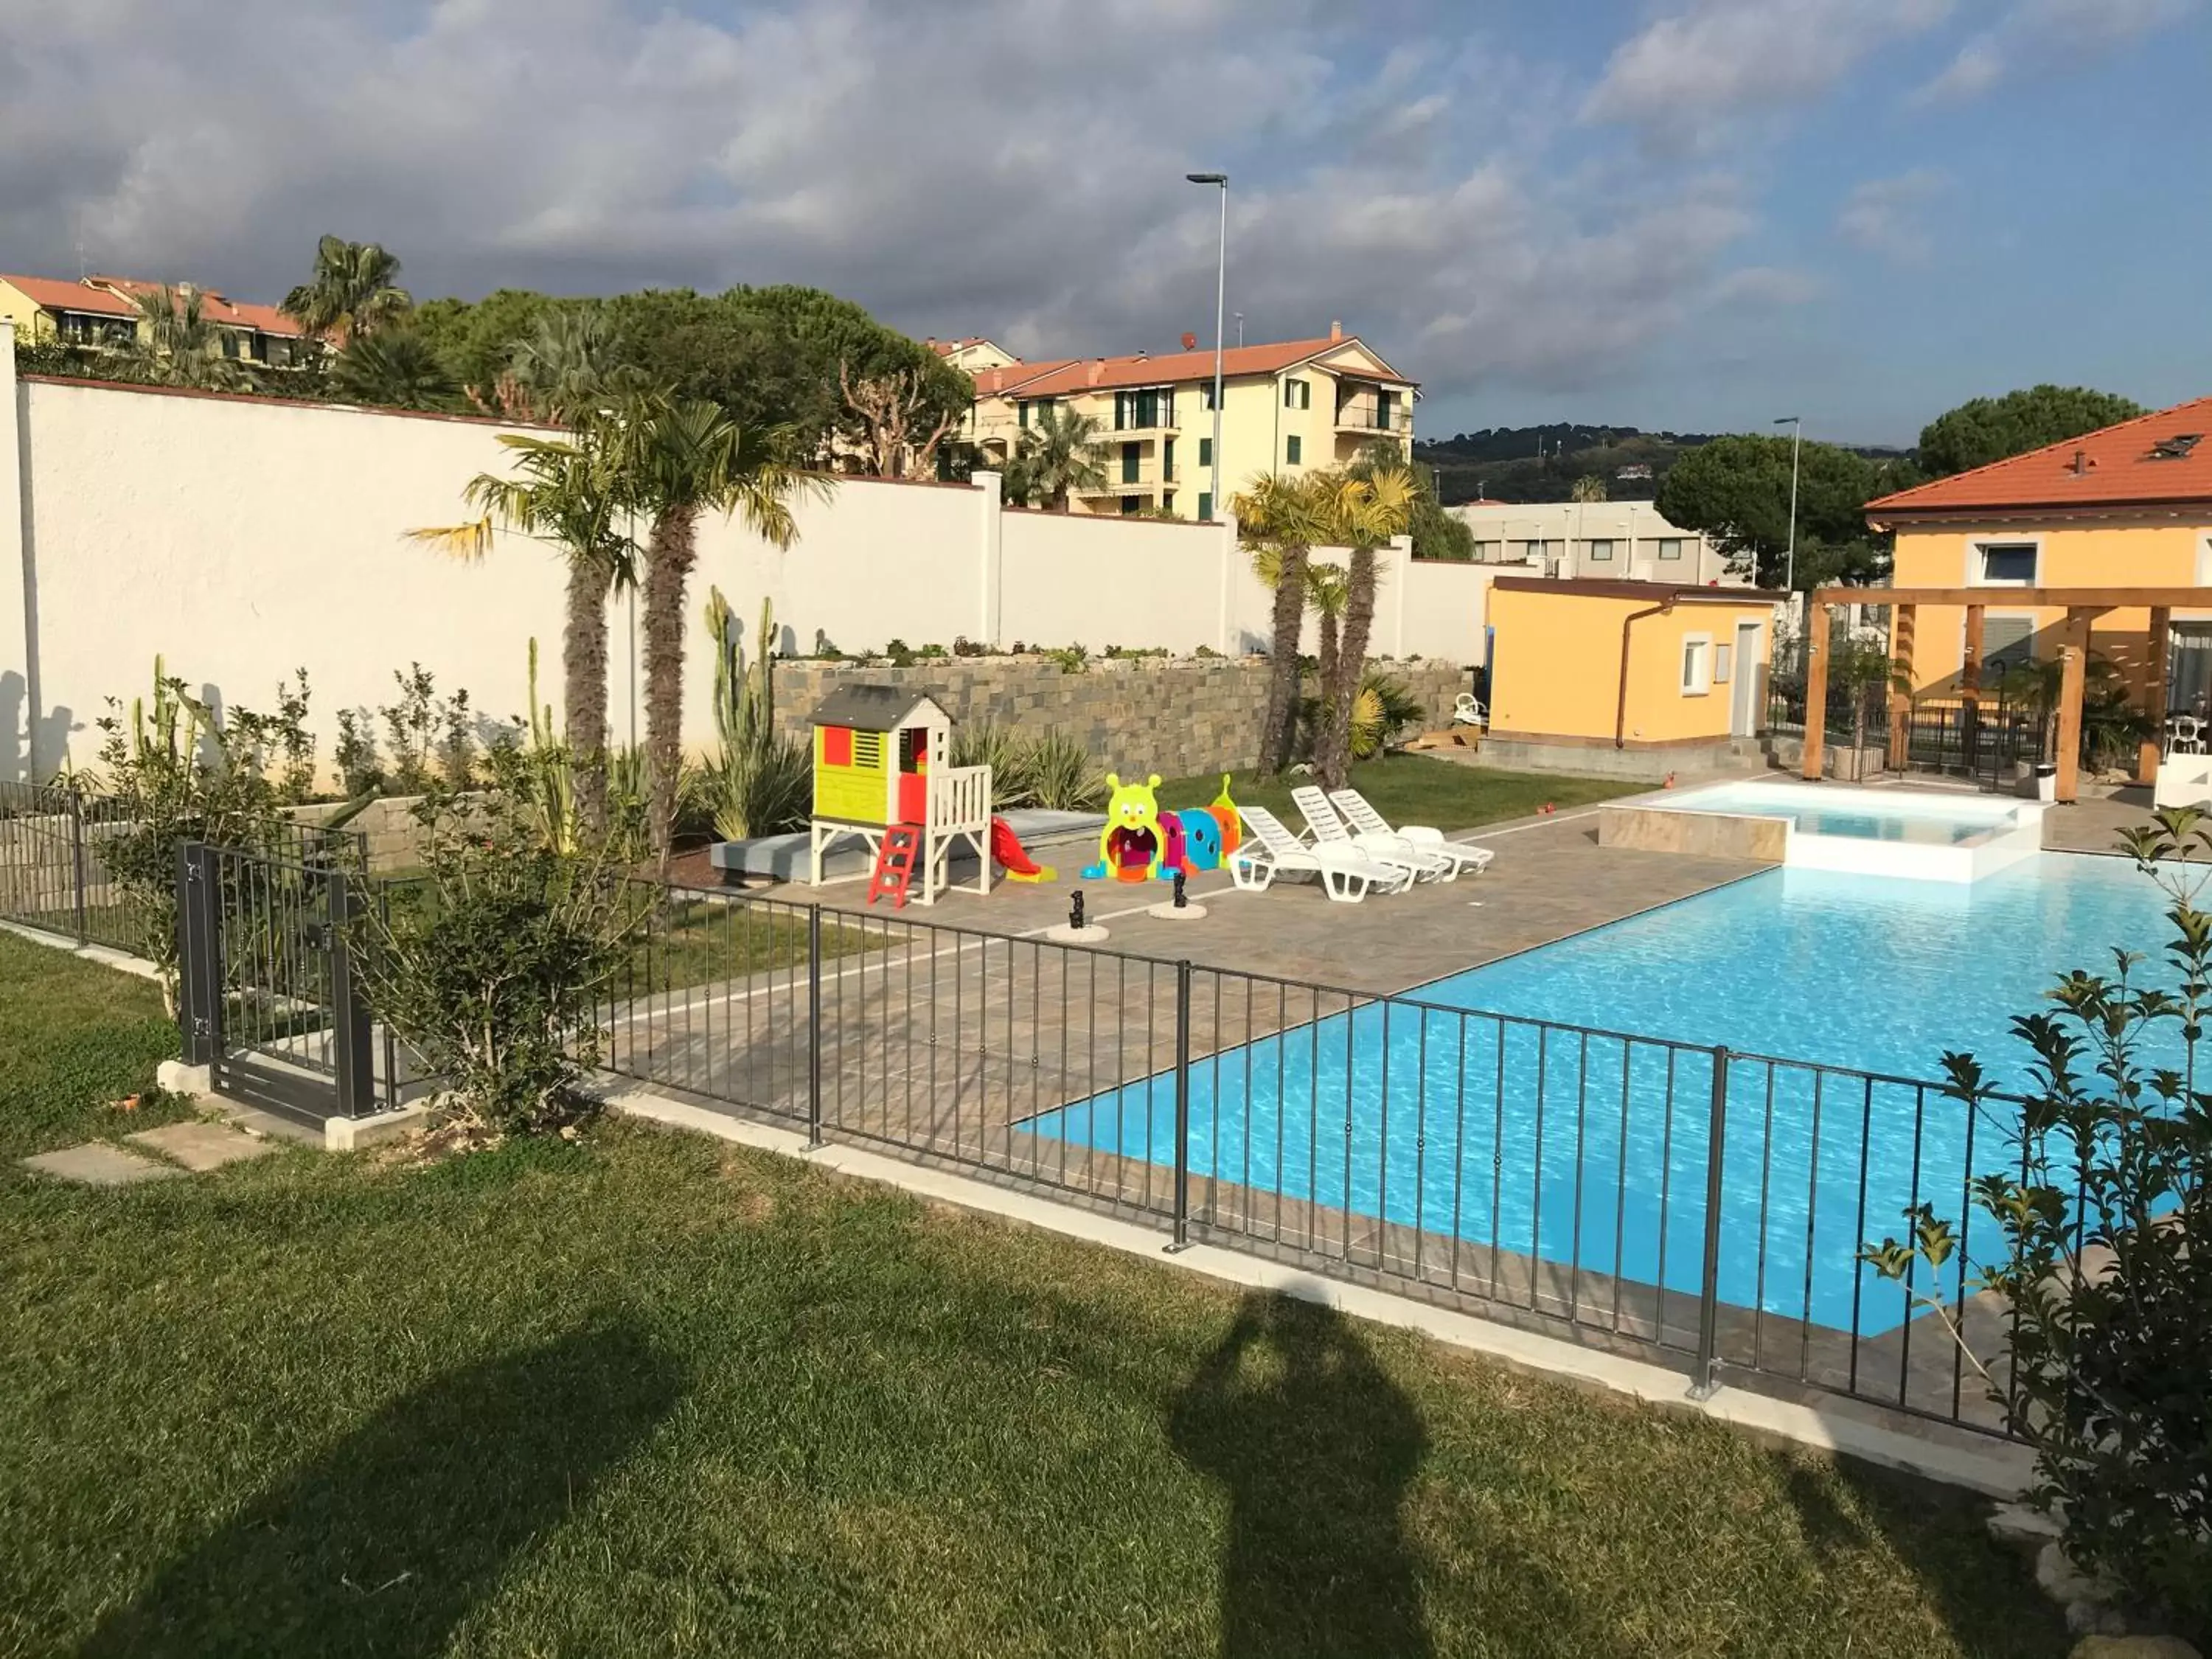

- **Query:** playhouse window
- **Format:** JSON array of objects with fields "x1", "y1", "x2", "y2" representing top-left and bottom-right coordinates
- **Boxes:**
[
  {"x1": 898, "y1": 727, "x2": 928, "y2": 772},
  {"x1": 822, "y1": 726, "x2": 853, "y2": 767},
  {"x1": 1680, "y1": 634, "x2": 1713, "y2": 695},
  {"x1": 852, "y1": 731, "x2": 884, "y2": 768}
]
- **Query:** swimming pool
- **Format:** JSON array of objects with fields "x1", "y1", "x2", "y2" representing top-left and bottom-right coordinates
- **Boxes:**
[
  {"x1": 1636, "y1": 780, "x2": 2045, "y2": 881},
  {"x1": 1657, "y1": 781, "x2": 2028, "y2": 846},
  {"x1": 1028, "y1": 853, "x2": 2175, "y2": 1337}
]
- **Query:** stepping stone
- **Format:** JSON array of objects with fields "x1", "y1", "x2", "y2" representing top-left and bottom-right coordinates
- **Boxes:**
[
  {"x1": 127, "y1": 1120, "x2": 278, "y2": 1172},
  {"x1": 21, "y1": 1143, "x2": 182, "y2": 1186}
]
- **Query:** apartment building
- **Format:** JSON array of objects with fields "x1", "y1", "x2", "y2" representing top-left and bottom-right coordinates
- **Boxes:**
[
  {"x1": 0, "y1": 272, "x2": 316, "y2": 366},
  {"x1": 959, "y1": 322, "x2": 1416, "y2": 521},
  {"x1": 1446, "y1": 498, "x2": 1740, "y2": 585}
]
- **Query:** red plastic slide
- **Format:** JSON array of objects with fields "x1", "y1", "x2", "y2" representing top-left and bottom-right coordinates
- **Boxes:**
[{"x1": 990, "y1": 816, "x2": 1056, "y2": 883}]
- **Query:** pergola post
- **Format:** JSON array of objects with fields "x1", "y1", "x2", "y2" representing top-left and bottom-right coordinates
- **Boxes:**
[
  {"x1": 2142, "y1": 606, "x2": 2172, "y2": 785},
  {"x1": 1961, "y1": 605, "x2": 1985, "y2": 771},
  {"x1": 1886, "y1": 603, "x2": 1917, "y2": 772},
  {"x1": 1801, "y1": 603, "x2": 1829, "y2": 780},
  {"x1": 2055, "y1": 610, "x2": 2089, "y2": 804}
]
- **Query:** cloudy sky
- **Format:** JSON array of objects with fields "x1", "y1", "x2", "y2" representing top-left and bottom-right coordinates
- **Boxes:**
[{"x1": 2, "y1": 0, "x2": 2205, "y2": 443}]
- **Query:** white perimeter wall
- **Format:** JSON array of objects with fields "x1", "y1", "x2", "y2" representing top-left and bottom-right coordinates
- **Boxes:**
[{"x1": 2, "y1": 328, "x2": 1485, "y2": 782}]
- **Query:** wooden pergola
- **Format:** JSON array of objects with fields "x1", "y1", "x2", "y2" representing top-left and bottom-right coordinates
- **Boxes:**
[{"x1": 1801, "y1": 586, "x2": 2208, "y2": 802}]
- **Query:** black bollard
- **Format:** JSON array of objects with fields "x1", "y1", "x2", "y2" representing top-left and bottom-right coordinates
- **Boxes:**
[
  {"x1": 1070, "y1": 890, "x2": 1085, "y2": 931},
  {"x1": 1172, "y1": 869, "x2": 1187, "y2": 908}
]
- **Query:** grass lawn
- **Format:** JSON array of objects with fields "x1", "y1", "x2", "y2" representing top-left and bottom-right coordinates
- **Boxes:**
[
  {"x1": 0, "y1": 940, "x2": 2064, "y2": 1658},
  {"x1": 1155, "y1": 753, "x2": 1638, "y2": 833}
]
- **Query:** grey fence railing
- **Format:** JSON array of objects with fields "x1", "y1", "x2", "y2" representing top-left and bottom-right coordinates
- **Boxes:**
[
  {"x1": 595, "y1": 886, "x2": 2032, "y2": 1439},
  {"x1": 2, "y1": 782, "x2": 364, "y2": 956},
  {"x1": 175, "y1": 839, "x2": 404, "y2": 1123}
]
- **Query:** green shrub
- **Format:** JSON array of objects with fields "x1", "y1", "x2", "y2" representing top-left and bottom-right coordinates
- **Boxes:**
[
  {"x1": 951, "y1": 722, "x2": 1034, "y2": 807},
  {"x1": 1863, "y1": 810, "x2": 2212, "y2": 1641},
  {"x1": 361, "y1": 762, "x2": 650, "y2": 1134},
  {"x1": 1020, "y1": 731, "x2": 1107, "y2": 811}
]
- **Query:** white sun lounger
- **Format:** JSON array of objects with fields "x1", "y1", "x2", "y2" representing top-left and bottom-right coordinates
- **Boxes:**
[
  {"x1": 1328, "y1": 787, "x2": 1494, "y2": 877},
  {"x1": 1230, "y1": 804, "x2": 1413, "y2": 902},
  {"x1": 1290, "y1": 785, "x2": 1456, "y2": 882}
]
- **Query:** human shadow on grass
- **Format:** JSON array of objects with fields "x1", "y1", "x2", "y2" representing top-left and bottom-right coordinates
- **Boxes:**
[
  {"x1": 79, "y1": 1322, "x2": 678, "y2": 1659},
  {"x1": 1169, "y1": 1291, "x2": 1432, "y2": 1659}
]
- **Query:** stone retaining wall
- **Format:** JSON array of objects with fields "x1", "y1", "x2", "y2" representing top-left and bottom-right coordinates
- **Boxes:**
[{"x1": 768, "y1": 656, "x2": 1469, "y2": 780}]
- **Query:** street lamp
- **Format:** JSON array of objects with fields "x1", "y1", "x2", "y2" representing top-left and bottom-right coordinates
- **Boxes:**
[
  {"x1": 1188, "y1": 171, "x2": 1228, "y2": 521},
  {"x1": 1773, "y1": 415, "x2": 1802, "y2": 598}
]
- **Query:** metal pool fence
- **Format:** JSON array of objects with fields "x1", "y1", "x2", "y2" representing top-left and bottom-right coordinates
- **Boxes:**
[
  {"x1": 597, "y1": 886, "x2": 2032, "y2": 1438},
  {"x1": 2, "y1": 782, "x2": 363, "y2": 956}
]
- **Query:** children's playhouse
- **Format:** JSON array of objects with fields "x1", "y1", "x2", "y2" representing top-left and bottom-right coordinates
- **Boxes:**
[{"x1": 805, "y1": 685, "x2": 993, "y2": 906}]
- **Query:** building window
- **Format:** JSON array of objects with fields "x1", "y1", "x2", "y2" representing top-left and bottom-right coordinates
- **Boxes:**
[
  {"x1": 1983, "y1": 615, "x2": 2036, "y2": 672},
  {"x1": 1656, "y1": 538, "x2": 1683, "y2": 561},
  {"x1": 1472, "y1": 540, "x2": 1498, "y2": 561},
  {"x1": 1162, "y1": 436, "x2": 1176, "y2": 482},
  {"x1": 1121, "y1": 441, "x2": 1141, "y2": 484},
  {"x1": 1680, "y1": 634, "x2": 1713, "y2": 695},
  {"x1": 1286, "y1": 435, "x2": 1302, "y2": 465},
  {"x1": 1283, "y1": 378, "x2": 1310, "y2": 410},
  {"x1": 1518, "y1": 539, "x2": 1545, "y2": 561},
  {"x1": 1201, "y1": 383, "x2": 1219, "y2": 411},
  {"x1": 1587, "y1": 538, "x2": 1615, "y2": 563},
  {"x1": 1198, "y1": 491, "x2": 1213, "y2": 522},
  {"x1": 1120, "y1": 495, "x2": 1141, "y2": 515},
  {"x1": 1197, "y1": 436, "x2": 1211, "y2": 468},
  {"x1": 1114, "y1": 387, "x2": 1171, "y2": 431},
  {"x1": 1162, "y1": 492, "x2": 1175, "y2": 515},
  {"x1": 1977, "y1": 542, "x2": 2039, "y2": 585}
]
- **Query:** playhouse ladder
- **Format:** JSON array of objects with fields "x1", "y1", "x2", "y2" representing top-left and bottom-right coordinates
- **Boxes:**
[{"x1": 866, "y1": 827, "x2": 923, "y2": 908}]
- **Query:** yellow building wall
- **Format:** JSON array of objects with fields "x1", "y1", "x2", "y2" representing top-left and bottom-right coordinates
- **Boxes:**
[
  {"x1": 1489, "y1": 588, "x2": 1775, "y2": 744},
  {"x1": 0, "y1": 283, "x2": 55, "y2": 342},
  {"x1": 1889, "y1": 518, "x2": 2212, "y2": 696}
]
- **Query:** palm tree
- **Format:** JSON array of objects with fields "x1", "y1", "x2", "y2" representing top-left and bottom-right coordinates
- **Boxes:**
[
  {"x1": 615, "y1": 394, "x2": 816, "y2": 865},
  {"x1": 408, "y1": 420, "x2": 640, "y2": 830},
  {"x1": 1234, "y1": 473, "x2": 1329, "y2": 774},
  {"x1": 1570, "y1": 473, "x2": 1607, "y2": 503},
  {"x1": 282, "y1": 234, "x2": 412, "y2": 342},
  {"x1": 505, "y1": 307, "x2": 619, "y2": 425},
  {"x1": 1312, "y1": 465, "x2": 1416, "y2": 788},
  {"x1": 1005, "y1": 406, "x2": 1109, "y2": 510},
  {"x1": 330, "y1": 328, "x2": 456, "y2": 410},
  {"x1": 132, "y1": 286, "x2": 248, "y2": 390}
]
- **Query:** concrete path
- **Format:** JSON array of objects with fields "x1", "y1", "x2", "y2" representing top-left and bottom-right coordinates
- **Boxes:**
[{"x1": 22, "y1": 1119, "x2": 276, "y2": 1185}]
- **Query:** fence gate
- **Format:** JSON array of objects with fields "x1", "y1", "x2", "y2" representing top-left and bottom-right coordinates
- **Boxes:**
[{"x1": 178, "y1": 841, "x2": 385, "y2": 1124}]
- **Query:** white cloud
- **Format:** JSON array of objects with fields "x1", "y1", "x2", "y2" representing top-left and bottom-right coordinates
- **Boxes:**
[
  {"x1": 1834, "y1": 170, "x2": 1950, "y2": 264},
  {"x1": 1711, "y1": 265, "x2": 1825, "y2": 306},
  {"x1": 0, "y1": 0, "x2": 1761, "y2": 402},
  {"x1": 1581, "y1": 0, "x2": 1952, "y2": 145},
  {"x1": 1914, "y1": 0, "x2": 2199, "y2": 102}
]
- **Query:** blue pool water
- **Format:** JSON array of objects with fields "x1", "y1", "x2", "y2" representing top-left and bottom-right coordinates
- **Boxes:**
[
  {"x1": 1029, "y1": 853, "x2": 2181, "y2": 1336},
  {"x1": 1658, "y1": 781, "x2": 2025, "y2": 846}
]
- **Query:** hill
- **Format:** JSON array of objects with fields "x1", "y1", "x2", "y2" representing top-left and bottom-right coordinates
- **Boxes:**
[{"x1": 1415, "y1": 423, "x2": 1907, "y2": 506}]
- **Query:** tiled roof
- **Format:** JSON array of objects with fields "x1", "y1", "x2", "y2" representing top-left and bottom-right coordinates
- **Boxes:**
[
  {"x1": 0, "y1": 274, "x2": 139, "y2": 317},
  {"x1": 971, "y1": 335, "x2": 1411, "y2": 399},
  {"x1": 1868, "y1": 396, "x2": 2212, "y2": 515},
  {"x1": 86, "y1": 275, "x2": 307, "y2": 338}
]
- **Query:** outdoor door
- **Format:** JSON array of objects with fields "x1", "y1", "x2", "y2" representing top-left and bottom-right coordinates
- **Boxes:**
[{"x1": 1731, "y1": 622, "x2": 1761, "y2": 736}]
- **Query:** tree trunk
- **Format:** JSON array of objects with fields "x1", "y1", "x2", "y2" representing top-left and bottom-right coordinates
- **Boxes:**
[
  {"x1": 643, "y1": 504, "x2": 700, "y2": 869},
  {"x1": 563, "y1": 555, "x2": 613, "y2": 832},
  {"x1": 1319, "y1": 546, "x2": 1379, "y2": 790},
  {"x1": 1262, "y1": 544, "x2": 1310, "y2": 773}
]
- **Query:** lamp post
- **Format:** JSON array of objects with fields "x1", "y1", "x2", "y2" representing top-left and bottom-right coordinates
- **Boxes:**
[
  {"x1": 1773, "y1": 415, "x2": 1802, "y2": 599},
  {"x1": 1188, "y1": 171, "x2": 1228, "y2": 521}
]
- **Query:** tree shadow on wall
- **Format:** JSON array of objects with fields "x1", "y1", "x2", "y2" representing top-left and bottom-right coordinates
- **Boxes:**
[{"x1": 78, "y1": 1322, "x2": 680, "y2": 1659}]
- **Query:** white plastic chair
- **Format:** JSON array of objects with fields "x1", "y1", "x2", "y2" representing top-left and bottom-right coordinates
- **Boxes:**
[
  {"x1": 1328, "y1": 787, "x2": 1494, "y2": 877},
  {"x1": 1453, "y1": 692, "x2": 1487, "y2": 729},
  {"x1": 1290, "y1": 785, "x2": 1455, "y2": 882},
  {"x1": 1229, "y1": 805, "x2": 1412, "y2": 902}
]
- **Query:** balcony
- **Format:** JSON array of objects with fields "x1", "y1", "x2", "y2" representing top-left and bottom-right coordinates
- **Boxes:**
[
  {"x1": 1077, "y1": 462, "x2": 1180, "y2": 496},
  {"x1": 1334, "y1": 393, "x2": 1413, "y2": 435}
]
